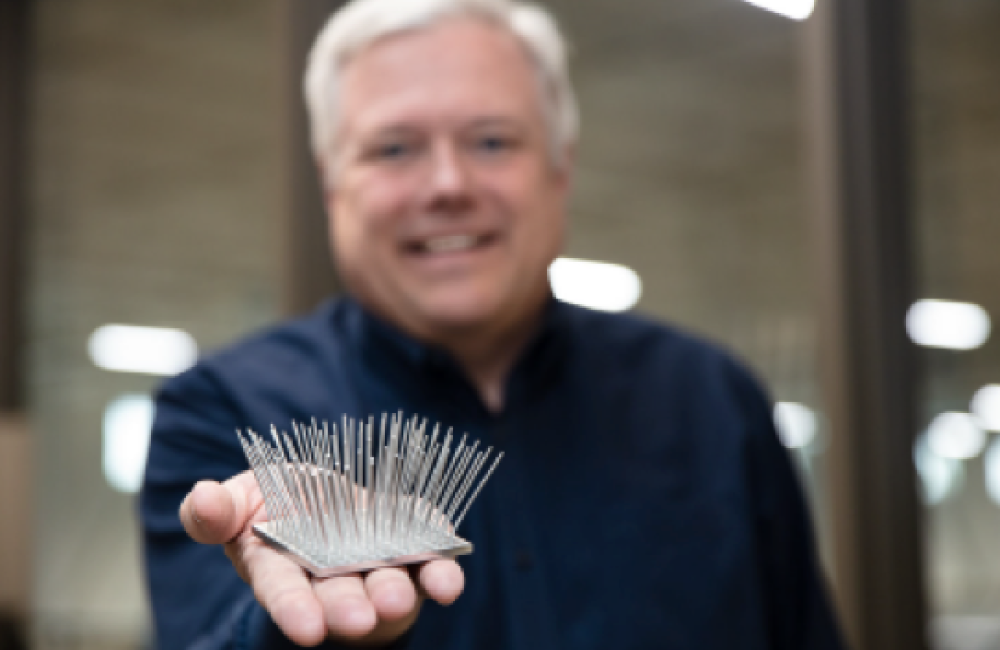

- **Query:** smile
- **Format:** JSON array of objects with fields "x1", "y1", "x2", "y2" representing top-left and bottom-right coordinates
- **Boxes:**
[{"x1": 408, "y1": 233, "x2": 497, "y2": 255}]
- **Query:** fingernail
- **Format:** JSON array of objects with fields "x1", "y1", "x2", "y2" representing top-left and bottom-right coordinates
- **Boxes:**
[
  {"x1": 427, "y1": 569, "x2": 453, "y2": 592},
  {"x1": 291, "y1": 601, "x2": 324, "y2": 641},
  {"x1": 190, "y1": 482, "x2": 207, "y2": 524},
  {"x1": 300, "y1": 613, "x2": 325, "y2": 640},
  {"x1": 345, "y1": 604, "x2": 374, "y2": 630},
  {"x1": 424, "y1": 575, "x2": 444, "y2": 594},
  {"x1": 380, "y1": 589, "x2": 404, "y2": 609}
]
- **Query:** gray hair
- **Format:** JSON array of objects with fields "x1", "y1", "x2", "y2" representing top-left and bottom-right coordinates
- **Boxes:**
[{"x1": 303, "y1": 0, "x2": 579, "y2": 169}]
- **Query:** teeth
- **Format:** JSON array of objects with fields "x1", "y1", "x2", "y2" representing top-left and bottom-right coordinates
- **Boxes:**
[{"x1": 423, "y1": 235, "x2": 478, "y2": 253}]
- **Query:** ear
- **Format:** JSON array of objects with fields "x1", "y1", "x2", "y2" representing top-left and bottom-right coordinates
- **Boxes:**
[
  {"x1": 315, "y1": 158, "x2": 337, "y2": 212},
  {"x1": 560, "y1": 143, "x2": 576, "y2": 188},
  {"x1": 548, "y1": 143, "x2": 575, "y2": 194}
]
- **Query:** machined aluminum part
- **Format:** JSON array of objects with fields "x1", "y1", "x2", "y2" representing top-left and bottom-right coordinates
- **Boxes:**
[{"x1": 237, "y1": 413, "x2": 502, "y2": 578}]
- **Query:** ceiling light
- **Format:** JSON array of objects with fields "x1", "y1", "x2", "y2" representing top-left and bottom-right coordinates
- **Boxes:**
[
  {"x1": 773, "y1": 402, "x2": 818, "y2": 449},
  {"x1": 741, "y1": 0, "x2": 815, "y2": 21},
  {"x1": 88, "y1": 324, "x2": 198, "y2": 376},
  {"x1": 549, "y1": 257, "x2": 642, "y2": 313},
  {"x1": 103, "y1": 394, "x2": 155, "y2": 494},
  {"x1": 985, "y1": 438, "x2": 1000, "y2": 507},
  {"x1": 926, "y1": 412, "x2": 985, "y2": 460},
  {"x1": 971, "y1": 385, "x2": 1000, "y2": 432},
  {"x1": 906, "y1": 299, "x2": 990, "y2": 350},
  {"x1": 914, "y1": 433, "x2": 964, "y2": 505}
]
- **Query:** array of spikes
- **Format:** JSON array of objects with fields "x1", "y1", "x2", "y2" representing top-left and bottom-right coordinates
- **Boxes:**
[{"x1": 236, "y1": 412, "x2": 503, "y2": 570}]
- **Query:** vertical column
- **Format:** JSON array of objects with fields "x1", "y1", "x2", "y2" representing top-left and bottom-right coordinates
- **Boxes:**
[
  {"x1": 802, "y1": 1, "x2": 927, "y2": 649},
  {"x1": 0, "y1": 1, "x2": 32, "y2": 646},
  {"x1": 0, "y1": 0, "x2": 29, "y2": 413},
  {"x1": 281, "y1": 0, "x2": 346, "y2": 315}
]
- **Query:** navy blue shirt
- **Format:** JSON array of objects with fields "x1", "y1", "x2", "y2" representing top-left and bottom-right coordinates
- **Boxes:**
[{"x1": 140, "y1": 297, "x2": 845, "y2": 650}]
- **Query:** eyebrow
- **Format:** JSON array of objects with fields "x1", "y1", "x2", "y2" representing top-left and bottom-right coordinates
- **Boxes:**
[
  {"x1": 464, "y1": 117, "x2": 525, "y2": 130},
  {"x1": 362, "y1": 115, "x2": 526, "y2": 135}
]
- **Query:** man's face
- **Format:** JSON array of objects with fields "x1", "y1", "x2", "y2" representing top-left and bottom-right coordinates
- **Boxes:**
[{"x1": 327, "y1": 17, "x2": 570, "y2": 342}]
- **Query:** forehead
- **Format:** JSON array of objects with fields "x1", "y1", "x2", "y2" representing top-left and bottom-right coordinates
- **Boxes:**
[{"x1": 338, "y1": 17, "x2": 543, "y2": 135}]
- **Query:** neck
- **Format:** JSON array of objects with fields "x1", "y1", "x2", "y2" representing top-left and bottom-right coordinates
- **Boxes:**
[
  {"x1": 353, "y1": 292, "x2": 549, "y2": 413},
  {"x1": 444, "y1": 312, "x2": 542, "y2": 413}
]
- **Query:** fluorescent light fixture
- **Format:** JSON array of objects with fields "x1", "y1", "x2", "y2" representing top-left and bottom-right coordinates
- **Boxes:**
[
  {"x1": 971, "y1": 385, "x2": 1000, "y2": 432},
  {"x1": 103, "y1": 394, "x2": 155, "y2": 494},
  {"x1": 985, "y1": 438, "x2": 1000, "y2": 507},
  {"x1": 741, "y1": 0, "x2": 815, "y2": 21},
  {"x1": 926, "y1": 411, "x2": 985, "y2": 460},
  {"x1": 773, "y1": 402, "x2": 818, "y2": 449},
  {"x1": 549, "y1": 257, "x2": 642, "y2": 312},
  {"x1": 914, "y1": 433, "x2": 964, "y2": 505},
  {"x1": 906, "y1": 299, "x2": 990, "y2": 351},
  {"x1": 88, "y1": 324, "x2": 198, "y2": 376}
]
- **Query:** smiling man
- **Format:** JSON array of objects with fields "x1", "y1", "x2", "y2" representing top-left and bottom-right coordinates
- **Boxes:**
[
  {"x1": 324, "y1": 12, "x2": 568, "y2": 412},
  {"x1": 140, "y1": 1, "x2": 845, "y2": 649}
]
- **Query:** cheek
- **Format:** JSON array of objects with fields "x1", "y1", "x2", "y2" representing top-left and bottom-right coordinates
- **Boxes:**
[
  {"x1": 510, "y1": 178, "x2": 567, "y2": 255},
  {"x1": 331, "y1": 178, "x2": 406, "y2": 252}
]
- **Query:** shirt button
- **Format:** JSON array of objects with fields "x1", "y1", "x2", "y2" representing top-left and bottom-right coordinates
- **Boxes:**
[{"x1": 515, "y1": 550, "x2": 533, "y2": 571}]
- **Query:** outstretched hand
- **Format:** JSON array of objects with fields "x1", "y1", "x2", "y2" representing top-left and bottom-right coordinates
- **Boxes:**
[{"x1": 179, "y1": 471, "x2": 465, "y2": 647}]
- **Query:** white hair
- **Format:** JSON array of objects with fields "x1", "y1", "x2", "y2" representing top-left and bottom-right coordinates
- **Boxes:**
[{"x1": 303, "y1": 0, "x2": 579, "y2": 168}]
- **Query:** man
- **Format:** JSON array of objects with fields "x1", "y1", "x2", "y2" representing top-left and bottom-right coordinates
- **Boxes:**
[{"x1": 141, "y1": 0, "x2": 845, "y2": 648}]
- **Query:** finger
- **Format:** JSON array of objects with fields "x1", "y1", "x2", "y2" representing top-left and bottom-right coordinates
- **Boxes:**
[
  {"x1": 179, "y1": 480, "x2": 238, "y2": 544},
  {"x1": 364, "y1": 567, "x2": 420, "y2": 622},
  {"x1": 241, "y1": 542, "x2": 327, "y2": 647},
  {"x1": 312, "y1": 574, "x2": 378, "y2": 640},
  {"x1": 416, "y1": 559, "x2": 464, "y2": 606},
  {"x1": 179, "y1": 472, "x2": 256, "y2": 544}
]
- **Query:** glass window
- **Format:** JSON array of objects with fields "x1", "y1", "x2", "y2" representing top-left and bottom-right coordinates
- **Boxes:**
[
  {"x1": 544, "y1": 0, "x2": 830, "y2": 549},
  {"x1": 911, "y1": 2, "x2": 1000, "y2": 647}
]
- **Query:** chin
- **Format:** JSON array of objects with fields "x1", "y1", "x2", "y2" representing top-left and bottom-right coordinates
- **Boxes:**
[{"x1": 412, "y1": 290, "x2": 509, "y2": 332}]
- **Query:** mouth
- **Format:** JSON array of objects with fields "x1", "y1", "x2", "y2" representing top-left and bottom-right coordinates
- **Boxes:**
[{"x1": 405, "y1": 233, "x2": 498, "y2": 256}]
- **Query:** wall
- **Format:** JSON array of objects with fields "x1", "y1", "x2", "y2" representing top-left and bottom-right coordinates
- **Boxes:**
[{"x1": 28, "y1": 1, "x2": 282, "y2": 647}]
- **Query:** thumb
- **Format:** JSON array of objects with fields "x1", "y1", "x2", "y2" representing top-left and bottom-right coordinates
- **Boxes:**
[{"x1": 179, "y1": 475, "x2": 251, "y2": 544}]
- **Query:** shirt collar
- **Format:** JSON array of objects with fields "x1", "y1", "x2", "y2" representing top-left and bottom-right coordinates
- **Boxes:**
[{"x1": 341, "y1": 295, "x2": 572, "y2": 396}]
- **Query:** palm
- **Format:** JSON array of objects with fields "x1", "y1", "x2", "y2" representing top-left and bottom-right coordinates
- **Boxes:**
[{"x1": 182, "y1": 471, "x2": 464, "y2": 646}]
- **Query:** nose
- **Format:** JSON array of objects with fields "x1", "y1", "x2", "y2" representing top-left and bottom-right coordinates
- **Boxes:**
[{"x1": 425, "y1": 141, "x2": 473, "y2": 207}]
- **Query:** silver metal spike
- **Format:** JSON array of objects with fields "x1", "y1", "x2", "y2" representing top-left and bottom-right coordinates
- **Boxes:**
[{"x1": 242, "y1": 413, "x2": 502, "y2": 577}]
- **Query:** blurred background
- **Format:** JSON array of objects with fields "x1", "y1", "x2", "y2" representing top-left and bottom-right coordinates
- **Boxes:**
[{"x1": 0, "y1": 0, "x2": 998, "y2": 649}]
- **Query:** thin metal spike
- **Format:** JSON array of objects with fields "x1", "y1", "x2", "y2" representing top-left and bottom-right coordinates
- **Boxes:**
[
  {"x1": 407, "y1": 434, "x2": 440, "y2": 536},
  {"x1": 262, "y1": 436, "x2": 304, "y2": 543},
  {"x1": 329, "y1": 423, "x2": 353, "y2": 547},
  {"x1": 291, "y1": 422, "x2": 329, "y2": 547},
  {"x1": 447, "y1": 448, "x2": 490, "y2": 523},
  {"x1": 314, "y1": 422, "x2": 341, "y2": 548},
  {"x1": 306, "y1": 421, "x2": 337, "y2": 549},
  {"x1": 366, "y1": 416, "x2": 374, "y2": 549},
  {"x1": 343, "y1": 418, "x2": 357, "y2": 541},
  {"x1": 441, "y1": 441, "x2": 479, "y2": 520},
  {"x1": 454, "y1": 452, "x2": 504, "y2": 529},
  {"x1": 241, "y1": 414, "x2": 500, "y2": 576},
  {"x1": 283, "y1": 432, "x2": 326, "y2": 553},
  {"x1": 354, "y1": 418, "x2": 364, "y2": 546},
  {"x1": 375, "y1": 415, "x2": 388, "y2": 543},
  {"x1": 436, "y1": 435, "x2": 470, "y2": 522},
  {"x1": 425, "y1": 431, "x2": 453, "y2": 517}
]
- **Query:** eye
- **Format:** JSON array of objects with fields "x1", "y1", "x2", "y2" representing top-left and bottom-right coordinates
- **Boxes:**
[
  {"x1": 473, "y1": 134, "x2": 516, "y2": 154},
  {"x1": 366, "y1": 139, "x2": 418, "y2": 162},
  {"x1": 376, "y1": 142, "x2": 410, "y2": 159}
]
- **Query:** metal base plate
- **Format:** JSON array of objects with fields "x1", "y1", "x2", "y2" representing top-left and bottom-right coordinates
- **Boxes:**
[{"x1": 253, "y1": 523, "x2": 473, "y2": 578}]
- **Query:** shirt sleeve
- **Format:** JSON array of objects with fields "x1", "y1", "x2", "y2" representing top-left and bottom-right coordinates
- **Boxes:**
[
  {"x1": 140, "y1": 364, "x2": 418, "y2": 650},
  {"x1": 140, "y1": 364, "x2": 263, "y2": 650},
  {"x1": 727, "y1": 359, "x2": 848, "y2": 650}
]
